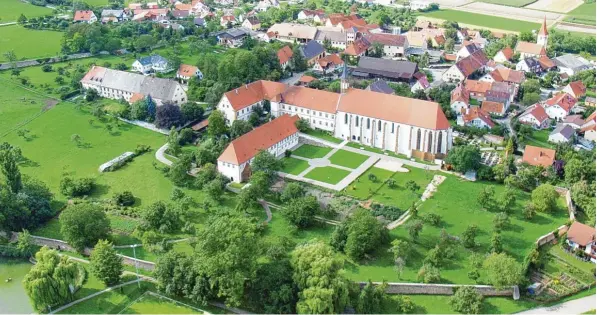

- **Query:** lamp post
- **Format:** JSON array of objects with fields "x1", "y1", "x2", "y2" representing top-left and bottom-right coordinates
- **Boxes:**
[{"x1": 130, "y1": 244, "x2": 141, "y2": 288}]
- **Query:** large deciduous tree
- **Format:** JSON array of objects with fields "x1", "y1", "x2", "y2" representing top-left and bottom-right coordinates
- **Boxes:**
[
  {"x1": 330, "y1": 209, "x2": 389, "y2": 260},
  {"x1": 483, "y1": 253, "x2": 523, "y2": 289},
  {"x1": 450, "y1": 286, "x2": 483, "y2": 314},
  {"x1": 207, "y1": 110, "x2": 228, "y2": 139},
  {"x1": 0, "y1": 142, "x2": 23, "y2": 193},
  {"x1": 90, "y1": 240, "x2": 123, "y2": 286},
  {"x1": 531, "y1": 184, "x2": 558, "y2": 213},
  {"x1": 60, "y1": 203, "x2": 110, "y2": 251},
  {"x1": 445, "y1": 145, "x2": 482, "y2": 173},
  {"x1": 283, "y1": 195, "x2": 320, "y2": 228},
  {"x1": 155, "y1": 102, "x2": 183, "y2": 129}
]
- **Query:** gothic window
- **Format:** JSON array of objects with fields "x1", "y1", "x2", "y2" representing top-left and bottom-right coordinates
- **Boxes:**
[
  {"x1": 427, "y1": 132, "x2": 433, "y2": 152},
  {"x1": 391, "y1": 123, "x2": 395, "y2": 133},
  {"x1": 356, "y1": 116, "x2": 359, "y2": 127},
  {"x1": 367, "y1": 118, "x2": 370, "y2": 129},
  {"x1": 437, "y1": 131, "x2": 443, "y2": 153},
  {"x1": 416, "y1": 129, "x2": 422, "y2": 151},
  {"x1": 345, "y1": 113, "x2": 348, "y2": 124},
  {"x1": 378, "y1": 121, "x2": 381, "y2": 132}
]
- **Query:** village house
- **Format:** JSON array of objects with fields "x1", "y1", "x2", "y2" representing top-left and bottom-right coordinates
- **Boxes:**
[
  {"x1": 516, "y1": 57, "x2": 543, "y2": 75},
  {"x1": 267, "y1": 23, "x2": 318, "y2": 43},
  {"x1": 457, "y1": 106, "x2": 494, "y2": 129},
  {"x1": 585, "y1": 97, "x2": 596, "y2": 107},
  {"x1": 554, "y1": 54, "x2": 593, "y2": 76},
  {"x1": 563, "y1": 81, "x2": 587, "y2": 99},
  {"x1": 220, "y1": 14, "x2": 236, "y2": 27},
  {"x1": 456, "y1": 43, "x2": 481, "y2": 61},
  {"x1": 522, "y1": 145, "x2": 555, "y2": 167},
  {"x1": 363, "y1": 33, "x2": 409, "y2": 58},
  {"x1": 176, "y1": 64, "x2": 202, "y2": 82},
  {"x1": 549, "y1": 124, "x2": 575, "y2": 144},
  {"x1": 298, "y1": 75, "x2": 317, "y2": 86},
  {"x1": 297, "y1": 9, "x2": 326, "y2": 23},
  {"x1": 242, "y1": 16, "x2": 261, "y2": 30},
  {"x1": 565, "y1": 222, "x2": 596, "y2": 263},
  {"x1": 132, "y1": 8, "x2": 169, "y2": 22},
  {"x1": 543, "y1": 92, "x2": 577, "y2": 121},
  {"x1": 301, "y1": 40, "x2": 326, "y2": 66},
  {"x1": 255, "y1": 0, "x2": 280, "y2": 12},
  {"x1": 353, "y1": 57, "x2": 418, "y2": 83},
  {"x1": 450, "y1": 83, "x2": 469, "y2": 113},
  {"x1": 411, "y1": 72, "x2": 430, "y2": 93},
  {"x1": 581, "y1": 111, "x2": 596, "y2": 142},
  {"x1": 442, "y1": 50, "x2": 489, "y2": 82},
  {"x1": 314, "y1": 30, "x2": 348, "y2": 50},
  {"x1": 74, "y1": 10, "x2": 98, "y2": 23},
  {"x1": 213, "y1": 28, "x2": 247, "y2": 48},
  {"x1": 277, "y1": 46, "x2": 293, "y2": 70},
  {"x1": 313, "y1": 54, "x2": 344, "y2": 74},
  {"x1": 518, "y1": 104, "x2": 550, "y2": 129},
  {"x1": 132, "y1": 55, "x2": 171, "y2": 74},
  {"x1": 481, "y1": 100, "x2": 506, "y2": 116},
  {"x1": 493, "y1": 47, "x2": 514, "y2": 63},
  {"x1": 562, "y1": 115, "x2": 585, "y2": 130},
  {"x1": 100, "y1": 10, "x2": 127, "y2": 23},
  {"x1": 217, "y1": 114, "x2": 299, "y2": 183},
  {"x1": 344, "y1": 37, "x2": 370, "y2": 57},
  {"x1": 81, "y1": 66, "x2": 187, "y2": 105}
]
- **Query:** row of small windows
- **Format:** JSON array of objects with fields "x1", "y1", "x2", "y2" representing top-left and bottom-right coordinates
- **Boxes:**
[
  {"x1": 281, "y1": 105, "x2": 334, "y2": 119},
  {"x1": 344, "y1": 114, "x2": 396, "y2": 134}
]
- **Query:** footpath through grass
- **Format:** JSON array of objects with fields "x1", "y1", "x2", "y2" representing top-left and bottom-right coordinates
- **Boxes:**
[
  {"x1": 420, "y1": 9, "x2": 541, "y2": 32},
  {"x1": 280, "y1": 157, "x2": 310, "y2": 175}
]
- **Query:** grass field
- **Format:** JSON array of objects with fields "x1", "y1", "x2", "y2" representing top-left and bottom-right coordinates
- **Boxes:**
[
  {"x1": 477, "y1": 0, "x2": 535, "y2": 7},
  {"x1": 420, "y1": 10, "x2": 541, "y2": 32},
  {"x1": 0, "y1": 25, "x2": 62, "y2": 62},
  {"x1": 328, "y1": 149, "x2": 369, "y2": 169},
  {"x1": 303, "y1": 166, "x2": 351, "y2": 184},
  {"x1": 523, "y1": 129, "x2": 554, "y2": 149},
  {"x1": 120, "y1": 292, "x2": 203, "y2": 314},
  {"x1": 0, "y1": 0, "x2": 54, "y2": 22},
  {"x1": 345, "y1": 167, "x2": 395, "y2": 199},
  {"x1": 280, "y1": 157, "x2": 310, "y2": 175},
  {"x1": 292, "y1": 144, "x2": 332, "y2": 159},
  {"x1": 383, "y1": 294, "x2": 537, "y2": 314},
  {"x1": 82, "y1": 0, "x2": 110, "y2": 6},
  {"x1": 564, "y1": 2, "x2": 596, "y2": 25},
  {"x1": 302, "y1": 128, "x2": 343, "y2": 144},
  {"x1": 0, "y1": 80, "x2": 49, "y2": 136}
]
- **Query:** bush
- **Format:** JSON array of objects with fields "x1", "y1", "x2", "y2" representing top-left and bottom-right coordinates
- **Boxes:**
[
  {"x1": 417, "y1": 264, "x2": 441, "y2": 283},
  {"x1": 113, "y1": 191, "x2": 135, "y2": 206},
  {"x1": 60, "y1": 176, "x2": 95, "y2": 197},
  {"x1": 178, "y1": 128, "x2": 193, "y2": 145},
  {"x1": 134, "y1": 144, "x2": 151, "y2": 156},
  {"x1": 423, "y1": 213, "x2": 441, "y2": 226},
  {"x1": 284, "y1": 150, "x2": 292, "y2": 158},
  {"x1": 368, "y1": 173, "x2": 378, "y2": 182}
]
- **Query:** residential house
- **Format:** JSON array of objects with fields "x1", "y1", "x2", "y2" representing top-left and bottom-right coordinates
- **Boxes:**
[
  {"x1": 585, "y1": 97, "x2": 596, "y2": 107},
  {"x1": 172, "y1": 10, "x2": 190, "y2": 19},
  {"x1": 481, "y1": 100, "x2": 505, "y2": 116},
  {"x1": 267, "y1": 23, "x2": 318, "y2": 43},
  {"x1": 277, "y1": 46, "x2": 293, "y2": 70},
  {"x1": 297, "y1": 9, "x2": 326, "y2": 23},
  {"x1": 242, "y1": 15, "x2": 261, "y2": 30},
  {"x1": 298, "y1": 75, "x2": 317, "y2": 86},
  {"x1": 516, "y1": 57, "x2": 543, "y2": 75},
  {"x1": 515, "y1": 41, "x2": 546, "y2": 59},
  {"x1": 366, "y1": 80, "x2": 395, "y2": 95},
  {"x1": 344, "y1": 37, "x2": 370, "y2": 57},
  {"x1": 217, "y1": 80, "x2": 288, "y2": 123},
  {"x1": 565, "y1": 222, "x2": 596, "y2": 263},
  {"x1": 213, "y1": 28, "x2": 247, "y2": 48},
  {"x1": 581, "y1": 111, "x2": 596, "y2": 141},
  {"x1": 132, "y1": 9, "x2": 169, "y2": 22},
  {"x1": 411, "y1": 72, "x2": 430, "y2": 93},
  {"x1": 562, "y1": 115, "x2": 585, "y2": 129},
  {"x1": 522, "y1": 145, "x2": 555, "y2": 167},
  {"x1": 353, "y1": 57, "x2": 418, "y2": 83},
  {"x1": 220, "y1": 14, "x2": 236, "y2": 27},
  {"x1": 177, "y1": 64, "x2": 202, "y2": 81},
  {"x1": 74, "y1": 10, "x2": 97, "y2": 23},
  {"x1": 442, "y1": 50, "x2": 489, "y2": 82},
  {"x1": 538, "y1": 56, "x2": 556, "y2": 72},
  {"x1": 464, "y1": 80, "x2": 492, "y2": 101},
  {"x1": 217, "y1": 114, "x2": 299, "y2": 183},
  {"x1": 313, "y1": 54, "x2": 344, "y2": 74},
  {"x1": 132, "y1": 55, "x2": 171, "y2": 74},
  {"x1": 450, "y1": 83, "x2": 469, "y2": 113},
  {"x1": 301, "y1": 40, "x2": 326, "y2": 66},
  {"x1": 100, "y1": 10, "x2": 126, "y2": 23},
  {"x1": 554, "y1": 54, "x2": 592, "y2": 76},
  {"x1": 519, "y1": 104, "x2": 550, "y2": 129},
  {"x1": 405, "y1": 31, "x2": 428, "y2": 50},
  {"x1": 493, "y1": 47, "x2": 514, "y2": 63},
  {"x1": 563, "y1": 81, "x2": 587, "y2": 99},
  {"x1": 480, "y1": 67, "x2": 524, "y2": 100},
  {"x1": 549, "y1": 124, "x2": 575, "y2": 143},
  {"x1": 544, "y1": 92, "x2": 576, "y2": 121},
  {"x1": 409, "y1": 0, "x2": 434, "y2": 10},
  {"x1": 255, "y1": 0, "x2": 280, "y2": 12},
  {"x1": 458, "y1": 106, "x2": 494, "y2": 129},
  {"x1": 81, "y1": 66, "x2": 187, "y2": 105},
  {"x1": 190, "y1": 1, "x2": 211, "y2": 17},
  {"x1": 314, "y1": 30, "x2": 347, "y2": 50},
  {"x1": 325, "y1": 13, "x2": 361, "y2": 28},
  {"x1": 194, "y1": 17, "x2": 206, "y2": 27},
  {"x1": 363, "y1": 33, "x2": 409, "y2": 58},
  {"x1": 456, "y1": 43, "x2": 481, "y2": 61}
]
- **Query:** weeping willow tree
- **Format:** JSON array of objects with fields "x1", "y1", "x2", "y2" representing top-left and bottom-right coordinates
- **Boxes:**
[{"x1": 23, "y1": 246, "x2": 86, "y2": 312}]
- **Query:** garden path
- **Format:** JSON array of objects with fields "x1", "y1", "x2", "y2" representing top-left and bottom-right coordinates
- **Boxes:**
[{"x1": 516, "y1": 294, "x2": 596, "y2": 314}]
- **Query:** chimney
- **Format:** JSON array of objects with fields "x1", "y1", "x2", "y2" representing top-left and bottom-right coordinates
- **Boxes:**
[{"x1": 235, "y1": 89, "x2": 238, "y2": 94}]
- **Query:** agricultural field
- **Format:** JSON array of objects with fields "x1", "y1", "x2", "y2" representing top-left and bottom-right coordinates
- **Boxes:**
[
  {"x1": 526, "y1": 0, "x2": 584, "y2": 13},
  {"x1": 419, "y1": 9, "x2": 541, "y2": 32},
  {"x1": 0, "y1": 0, "x2": 54, "y2": 22},
  {"x1": 0, "y1": 25, "x2": 63, "y2": 62},
  {"x1": 564, "y1": 2, "x2": 596, "y2": 25},
  {"x1": 477, "y1": 0, "x2": 535, "y2": 7}
]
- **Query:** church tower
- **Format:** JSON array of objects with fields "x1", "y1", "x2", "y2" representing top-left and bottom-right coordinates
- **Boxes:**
[
  {"x1": 537, "y1": 16, "x2": 549, "y2": 48},
  {"x1": 340, "y1": 63, "x2": 349, "y2": 94}
]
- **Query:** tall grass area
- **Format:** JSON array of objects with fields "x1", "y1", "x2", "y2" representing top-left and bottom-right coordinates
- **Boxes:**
[{"x1": 0, "y1": 25, "x2": 62, "y2": 62}]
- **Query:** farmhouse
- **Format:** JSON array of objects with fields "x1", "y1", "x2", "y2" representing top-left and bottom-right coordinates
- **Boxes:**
[
  {"x1": 344, "y1": 37, "x2": 370, "y2": 57},
  {"x1": 549, "y1": 124, "x2": 575, "y2": 144},
  {"x1": 563, "y1": 81, "x2": 587, "y2": 99},
  {"x1": 543, "y1": 93, "x2": 577, "y2": 121},
  {"x1": 81, "y1": 66, "x2": 187, "y2": 105},
  {"x1": 176, "y1": 64, "x2": 202, "y2": 81},
  {"x1": 457, "y1": 106, "x2": 494, "y2": 129},
  {"x1": 301, "y1": 40, "x2": 326, "y2": 66},
  {"x1": 450, "y1": 83, "x2": 469, "y2": 113},
  {"x1": 554, "y1": 54, "x2": 592, "y2": 76},
  {"x1": 314, "y1": 30, "x2": 348, "y2": 50},
  {"x1": 516, "y1": 57, "x2": 543, "y2": 75},
  {"x1": 493, "y1": 47, "x2": 513, "y2": 63},
  {"x1": 74, "y1": 10, "x2": 98, "y2": 23},
  {"x1": 217, "y1": 114, "x2": 299, "y2": 183},
  {"x1": 565, "y1": 222, "x2": 596, "y2": 263},
  {"x1": 522, "y1": 145, "x2": 555, "y2": 167},
  {"x1": 242, "y1": 16, "x2": 261, "y2": 30},
  {"x1": 267, "y1": 23, "x2": 318, "y2": 43},
  {"x1": 277, "y1": 46, "x2": 293, "y2": 69},
  {"x1": 442, "y1": 50, "x2": 489, "y2": 82},
  {"x1": 313, "y1": 54, "x2": 344, "y2": 74},
  {"x1": 297, "y1": 9, "x2": 326, "y2": 22},
  {"x1": 100, "y1": 10, "x2": 127, "y2": 23},
  {"x1": 456, "y1": 43, "x2": 481, "y2": 61},
  {"x1": 213, "y1": 28, "x2": 247, "y2": 47},
  {"x1": 363, "y1": 33, "x2": 409, "y2": 58},
  {"x1": 581, "y1": 112, "x2": 596, "y2": 142}
]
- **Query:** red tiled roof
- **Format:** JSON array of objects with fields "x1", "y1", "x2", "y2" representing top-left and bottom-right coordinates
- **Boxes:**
[
  {"x1": 363, "y1": 33, "x2": 406, "y2": 47},
  {"x1": 277, "y1": 45, "x2": 293, "y2": 65},
  {"x1": 545, "y1": 92, "x2": 576, "y2": 113},
  {"x1": 538, "y1": 56, "x2": 555, "y2": 70},
  {"x1": 481, "y1": 101, "x2": 504, "y2": 115},
  {"x1": 462, "y1": 106, "x2": 494, "y2": 128},
  {"x1": 521, "y1": 104, "x2": 549, "y2": 124},
  {"x1": 74, "y1": 10, "x2": 95, "y2": 21},
  {"x1": 344, "y1": 38, "x2": 370, "y2": 56},
  {"x1": 129, "y1": 93, "x2": 145, "y2": 104},
  {"x1": 539, "y1": 16, "x2": 548, "y2": 36},
  {"x1": 567, "y1": 81, "x2": 587, "y2": 98},
  {"x1": 317, "y1": 54, "x2": 343, "y2": 68},
  {"x1": 498, "y1": 47, "x2": 514, "y2": 60},
  {"x1": 224, "y1": 80, "x2": 288, "y2": 111},
  {"x1": 522, "y1": 145, "x2": 555, "y2": 167},
  {"x1": 298, "y1": 75, "x2": 317, "y2": 83},
  {"x1": 451, "y1": 83, "x2": 469, "y2": 104},
  {"x1": 515, "y1": 41, "x2": 546, "y2": 56},
  {"x1": 177, "y1": 64, "x2": 198, "y2": 77},
  {"x1": 567, "y1": 221, "x2": 596, "y2": 246},
  {"x1": 218, "y1": 114, "x2": 299, "y2": 164},
  {"x1": 465, "y1": 80, "x2": 492, "y2": 94},
  {"x1": 489, "y1": 68, "x2": 524, "y2": 84},
  {"x1": 456, "y1": 50, "x2": 489, "y2": 77}
]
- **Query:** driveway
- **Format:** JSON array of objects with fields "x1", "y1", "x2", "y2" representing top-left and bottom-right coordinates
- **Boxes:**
[{"x1": 516, "y1": 294, "x2": 596, "y2": 314}]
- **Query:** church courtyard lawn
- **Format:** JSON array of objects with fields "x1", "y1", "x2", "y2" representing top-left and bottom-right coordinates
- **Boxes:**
[
  {"x1": 291, "y1": 144, "x2": 332, "y2": 159},
  {"x1": 303, "y1": 166, "x2": 351, "y2": 184},
  {"x1": 0, "y1": 0, "x2": 54, "y2": 23},
  {"x1": 0, "y1": 26, "x2": 63, "y2": 62},
  {"x1": 328, "y1": 149, "x2": 369, "y2": 169},
  {"x1": 280, "y1": 157, "x2": 310, "y2": 175},
  {"x1": 419, "y1": 9, "x2": 541, "y2": 32},
  {"x1": 302, "y1": 128, "x2": 343, "y2": 144},
  {"x1": 369, "y1": 166, "x2": 432, "y2": 209},
  {"x1": 344, "y1": 167, "x2": 395, "y2": 199}
]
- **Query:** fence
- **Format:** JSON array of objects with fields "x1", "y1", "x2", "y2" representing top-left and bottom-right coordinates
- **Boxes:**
[{"x1": 360, "y1": 282, "x2": 519, "y2": 299}]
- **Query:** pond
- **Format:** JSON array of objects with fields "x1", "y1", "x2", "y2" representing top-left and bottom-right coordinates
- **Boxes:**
[{"x1": 0, "y1": 258, "x2": 34, "y2": 314}]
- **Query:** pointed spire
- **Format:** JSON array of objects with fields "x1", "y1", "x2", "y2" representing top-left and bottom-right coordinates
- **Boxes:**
[{"x1": 539, "y1": 15, "x2": 548, "y2": 36}]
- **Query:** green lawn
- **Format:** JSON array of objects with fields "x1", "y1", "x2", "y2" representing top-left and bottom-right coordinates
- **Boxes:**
[
  {"x1": 549, "y1": 245, "x2": 596, "y2": 275},
  {"x1": 57, "y1": 281, "x2": 156, "y2": 314},
  {"x1": 280, "y1": 157, "x2": 310, "y2": 175},
  {"x1": 364, "y1": 166, "x2": 431, "y2": 209},
  {"x1": 292, "y1": 144, "x2": 332, "y2": 159},
  {"x1": 0, "y1": 0, "x2": 54, "y2": 22},
  {"x1": 565, "y1": 2, "x2": 596, "y2": 26},
  {"x1": 345, "y1": 167, "x2": 395, "y2": 199},
  {"x1": 303, "y1": 166, "x2": 351, "y2": 184},
  {"x1": 120, "y1": 292, "x2": 202, "y2": 314},
  {"x1": 0, "y1": 25, "x2": 62, "y2": 62},
  {"x1": 420, "y1": 10, "x2": 541, "y2": 32},
  {"x1": 476, "y1": 0, "x2": 535, "y2": 6},
  {"x1": 82, "y1": 0, "x2": 110, "y2": 6},
  {"x1": 303, "y1": 128, "x2": 343, "y2": 144},
  {"x1": 328, "y1": 149, "x2": 369, "y2": 169},
  {"x1": 0, "y1": 80, "x2": 49, "y2": 136},
  {"x1": 524, "y1": 129, "x2": 554, "y2": 149},
  {"x1": 383, "y1": 294, "x2": 537, "y2": 314}
]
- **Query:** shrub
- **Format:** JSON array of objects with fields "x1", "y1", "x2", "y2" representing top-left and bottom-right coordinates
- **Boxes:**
[
  {"x1": 134, "y1": 144, "x2": 151, "y2": 156},
  {"x1": 284, "y1": 150, "x2": 292, "y2": 158},
  {"x1": 417, "y1": 264, "x2": 440, "y2": 283},
  {"x1": 368, "y1": 173, "x2": 378, "y2": 182},
  {"x1": 59, "y1": 176, "x2": 95, "y2": 197},
  {"x1": 423, "y1": 213, "x2": 441, "y2": 226},
  {"x1": 113, "y1": 191, "x2": 135, "y2": 206}
]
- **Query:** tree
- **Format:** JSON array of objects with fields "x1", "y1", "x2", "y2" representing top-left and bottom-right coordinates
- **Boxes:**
[
  {"x1": 207, "y1": 110, "x2": 228, "y2": 139},
  {"x1": 154, "y1": 251, "x2": 212, "y2": 304},
  {"x1": 483, "y1": 253, "x2": 523, "y2": 289},
  {"x1": 497, "y1": 187, "x2": 516, "y2": 214},
  {"x1": 17, "y1": 14, "x2": 27, "y2": 24},
  {"x1": 493, "y1": 212, "x2": 510, "y2": 231},
  {"x1": 181, "y1": 102, "x2": 204, "y2": 123},
  {"x1": 445, "y1": 145, "x2": 481, "y2": 173},
  {"x1": 0, "y1": 142, "x2": 23, "y2": 193},
  {"x1": 330, "y1": 209, "x2": 389, "y2": 260},
  {"x1": 406, "y1": 219, "x2": 424, "y2": 242},
  {"x1": 248, "y1": 112, "x2": 261, "y2": 127},
  {"x1": 417, "y1": 264, "x2": 440, "y2": 283},
  {"x1": 283, "y1": 195, "x2": 319, "y2": 228},
  {"x1": 248, "y1": 258, "x2": 298, "y2": 313},
  {"x1": 59, "y1": 176, "x2": 95, "y2": 197},
  {"x1": 167, "y1": 127, "x2": 182, "y2": 157},
  {"x1": 531, "y1": 184, "x2": 558, "y2": 213},
  {"x1": 405, "y1": 180, "x2": 420, "y2": 195},
  {"x1": 523, "y1": 202, "x2": 536, "y2": 219},
  {"x1": 291, "y1": 241, "x2": 350, "y2": 314},
  {"x1": 280, "y1": 182, "x2": 306, "y2": 202},
  {"x1": 205, "y1": 177, "x2": 225, "y2": 202},
  {"x1": 477, "y1": 186, "x2": 494, "y2": 210},
  {"x1": 522, "y1": 92, "x2": 541, "y2": 106},
  {"x1": 462, "y1": 224, "x2": 478, "y2": 248},
  {"x1": 60, "y1": 203, "x2": 110, "y2": 251},
  {"x1": 450, "y1": 286, "x2": 483, "y2": 314},
  {"x1": 155, "y1": 102, "x2": 182, "y2": 129},
  {"x1": 141, "y1": 201, "x2": 182, "y2": 234},
  {"x1": 490, "y1": 232, "x2": 503, "y2": 253},
  {"x1": 295, "y1": 118, "x2": 311, "y2": 132},
  {"x1": 112, "y1": 191, "x2": 135, "y2": 206},
  {"x1": 230, "y1": 119, "x2": 253, "y2": 139},
  {"x1": 389, "y1": 239, "x2": 412, "y2": 262},
  {"x1": 251, "y1": 150, "x2": 282, "y2": 180},
  {"x1": 90, "y1": 240, "x2": 123, "y2": 286},
  {"x1": 16, "y1": 229, "x2": 34, "y2": 256},
  {"x1": 194, "y1": 214, "x2": 262, "y2": 306},
  {"x1": 356, "y1": 281, "x2": 388, "y2": 314},
  {"x1": 564, "y1": 158, "x2": 585, "y2": 184},
  {"x1": 290, "y1": 45, "x2": 307, "y2": 71},
  {"x1": 24, "y1": 247, "x2": 85, "y2": 312},
  {"x1": 444, "y1": 38, "x2": 455, "y2": 52}
]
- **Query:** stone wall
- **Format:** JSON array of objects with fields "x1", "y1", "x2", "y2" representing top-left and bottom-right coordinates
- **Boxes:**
[
  {"x1": 360, "y1": 282, "x2": 517, "y2": 298},
  {"x1": 555, "y1": 186, "x2": 576, "y2": 220},
  {"x1": 298, "y1": 135, "x2": 331, "y2": 148}
]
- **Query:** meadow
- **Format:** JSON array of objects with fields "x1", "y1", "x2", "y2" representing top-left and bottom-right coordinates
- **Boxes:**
[
  {"x1": 477, "y1": 0, "x2": 536, "y2": 7},
  {"x1": 565, "y1": 2, "x2": 596, "y2": 25},
  {"x1": 0, "y1": 0, "x2": 53, "y2": 22},
  {"x1": 0, "y1": 25, "x2": 63, "y2": 62},
  {"x1": 419, "y1": 10, "x2": 541, "y2": 32}
]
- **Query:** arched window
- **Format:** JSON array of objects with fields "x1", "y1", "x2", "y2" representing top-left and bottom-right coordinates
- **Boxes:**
[
  {"x1": 437, "y1": 131, "x2": 443, "y2": 153},
  {"x1": 427, "y1": 131, "x2": 433, "y2": 152},
  {"x1": 356, "y1": 116, "x2": 359, "y2": 127},
  {"x1": 344, "y1": 113, "x2": 348, "y2": 124},
  {"x1": 367, "y1": 118, "x2": 371, "y2": 129},
  {"x1": 378, "y1": 121, "x2": 381, "y2": 132},
  {"x1": 391, "y1": 123, "x2": 395, "y2": 133},
  {"x1": 416, "y1": 129, "x2": 422, "y2": 151}
]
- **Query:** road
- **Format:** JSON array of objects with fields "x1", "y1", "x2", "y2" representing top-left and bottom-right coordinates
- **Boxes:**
[
  {"x1": 280, "y1": 70, "x2": 306, "y2": 86},
  {"x1": 517, "y1": 294, "x2": 596, "y2": 314}
]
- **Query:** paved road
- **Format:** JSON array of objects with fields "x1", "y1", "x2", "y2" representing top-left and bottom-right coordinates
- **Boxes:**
[
  {"x1": 280, "y1": 70, "x2": 306, "y2": 86},
  {"x1": 155, "y1": 143, "x2": 173, "y2": 166},
  {"x1": 517, "y1": 294, "x2": 596, "y2": 314}
]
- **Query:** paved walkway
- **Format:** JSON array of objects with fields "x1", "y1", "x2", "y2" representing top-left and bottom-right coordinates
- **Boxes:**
[
  {"x1": 517, "y1": 294, "x2": 596, "y2": 314},
  {"x1": 155, "y1": 143, "x2": 173, "y2": 166}
]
